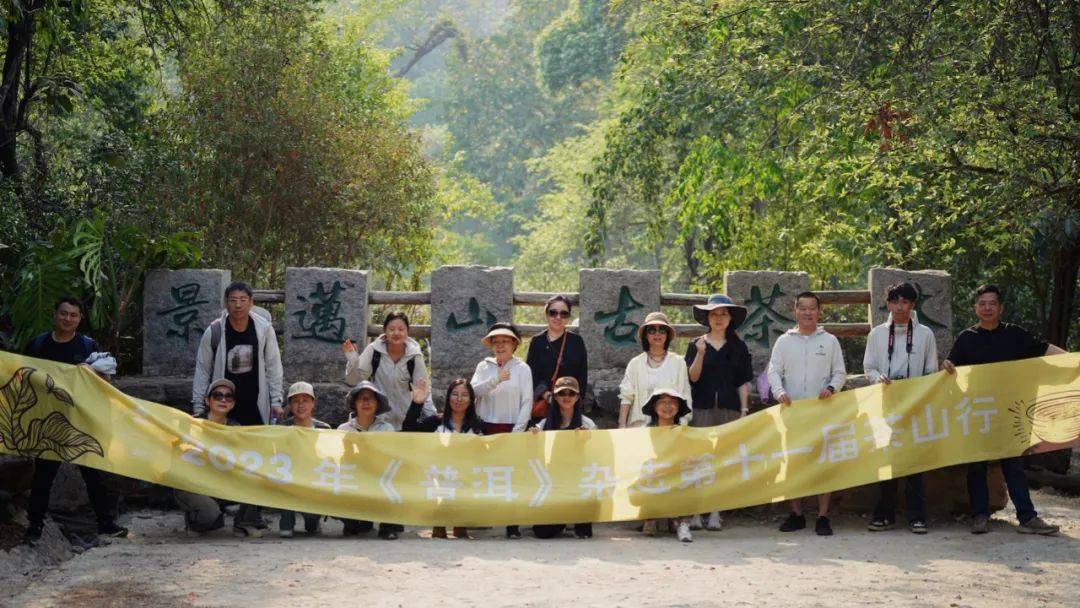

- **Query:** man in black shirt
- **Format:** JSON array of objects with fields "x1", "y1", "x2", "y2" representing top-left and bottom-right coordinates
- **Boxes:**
[
  {"x1": 943, "y1": 285, "x2": 1066, "y2": 536},
  {"x1": 22, "y1": 297, "x2": 127, "y2": 544}
]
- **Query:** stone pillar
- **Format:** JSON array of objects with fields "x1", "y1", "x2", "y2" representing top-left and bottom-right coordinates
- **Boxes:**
[
  {"x1": 868, "y1": 268, "x2": 952, "y2": 362},
  {"x1": 142, "y1": 269, "x2": 230, "y2": 376},
  {"x1": 724, "y1": 270, "x2": 809, "y2": 373},
  {"x1": 578, "y1": 268, "x2": 661, "y2": 370},
  {"x1": 284, "y1": 267, "x2": 369, "y2": 383},
  {"x1": 430, "y1": 266, "x2": 514, "y2": 392}
]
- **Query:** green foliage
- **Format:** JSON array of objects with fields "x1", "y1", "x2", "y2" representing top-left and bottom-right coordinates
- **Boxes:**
[
  {"x1": 582, "y1": 0, "x2": 1079, "y2": 345},
  {"x1": 535, "y1": 0, "x2": 627, "y2": 93},
  {"x1": 161, "y1": 1, "x2": 435, "y2": 285}
]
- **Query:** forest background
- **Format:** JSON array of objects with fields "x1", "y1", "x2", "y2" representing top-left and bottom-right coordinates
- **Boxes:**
[{"x1": 0, "y1": 0, "x2": 1076, "y2": 372}]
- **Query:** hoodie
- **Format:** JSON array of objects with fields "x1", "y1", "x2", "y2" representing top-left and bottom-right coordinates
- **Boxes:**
[
  {"x1": 862, "y1": 311, "x2": 938, "y2": 382},
  {"x1": 336, "y1": 416, "x2": 396, "y2": 433},
  {"x1": 766, "y1": 326, "x2": 846, "y2": 402},
  {"x1": 344, "y1": 335, "x2": 436, "y2": 430},
  {"x1": 191, "y1": 312, "x2": 283, "y2": 422}
]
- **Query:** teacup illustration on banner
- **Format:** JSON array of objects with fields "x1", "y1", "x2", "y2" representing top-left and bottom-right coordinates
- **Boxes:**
[{"x1": 1013, "y1": 390, "x2": 1080, "y2": 455}]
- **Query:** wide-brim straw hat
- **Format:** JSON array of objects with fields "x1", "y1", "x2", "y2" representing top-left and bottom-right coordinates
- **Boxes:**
[
  {"x1": 693, "y1": 294, "x2": 748, "y2": 328},
  {"x1": 347, "y1": 381, "x2": 391, "y2": 416},
  {"x1": 637, "y1": 311, "x2": 675, "y2": 343},
  {"x1": 641, "y1": 387, "x2": 691, "y2": 421},
  {"x1": 481, "y1": 327, "x2": 520, "y2": 348}
]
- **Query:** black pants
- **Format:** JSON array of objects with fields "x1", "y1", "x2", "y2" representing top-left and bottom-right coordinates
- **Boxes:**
[
  {"x1": 533, "y1": 523, "x2": 592, "y2": 538},
  {"x1": 28, "y1": 458, "x2": 114, "y2": 530},
  {"x1": 341, "y1": 519, "x2": 403, "y2": 534},
  {"x1": 873, "y1": 474, "x2": 926, "y2": 522}
]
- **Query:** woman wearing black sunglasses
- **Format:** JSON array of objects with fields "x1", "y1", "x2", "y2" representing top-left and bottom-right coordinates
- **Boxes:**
[{"x1": 525, "y1": 295, "x2": 588, "y2": 427}]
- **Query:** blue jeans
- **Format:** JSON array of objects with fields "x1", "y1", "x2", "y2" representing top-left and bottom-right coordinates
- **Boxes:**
[{"x1": 967, "y1": 457, "x2": 1036, "y2": 523}]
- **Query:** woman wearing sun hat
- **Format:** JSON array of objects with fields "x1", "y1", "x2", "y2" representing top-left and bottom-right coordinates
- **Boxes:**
[
  {"x1": 470, "y1": 321, "x2": 533, "y2": 538},
  {"x1": 640, "y1": 387, "x2": 695, "y2": 542},
  {"x1": 336, "y1": 381, "x2": 402, "y2": 539},
  {"x1": 617, "y1": 311, "x2": 692, "y2": 428},
  {"x1": 684, "y1": 294, "x2": 754, "y2": 531}
]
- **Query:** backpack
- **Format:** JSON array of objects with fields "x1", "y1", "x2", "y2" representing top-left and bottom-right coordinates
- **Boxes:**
[
  {"x1": 208, "y1": 307, "x2": 272, "y2": 362},
  {"x1": 370, "y1": 349, "x2": 416, "y2": 389}
]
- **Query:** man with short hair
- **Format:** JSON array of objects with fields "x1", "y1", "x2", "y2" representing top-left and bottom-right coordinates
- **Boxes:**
[
  {"x1": 767, "y1": 291, "x2": 846, "y2": 536},
  {"x1": 23, "y1": 297, "x2": 127, "y2": 544},
  {"x1": 863, "y1": 282, "x2": 938, "y2": 534},
  {"x1": 191, "y1": 282, "x2": 283, "y2": 425},
  {"x1": 942, "y1": 284, "x2": 1065, "y2": 535},
  {"x1": 190, "y1": 282, "x2": 283, "y2": 534}
]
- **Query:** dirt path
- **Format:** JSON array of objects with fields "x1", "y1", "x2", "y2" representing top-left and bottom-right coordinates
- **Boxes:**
[{"x1": 5, "y1": 490, "x2": 1079, "y2": 608}]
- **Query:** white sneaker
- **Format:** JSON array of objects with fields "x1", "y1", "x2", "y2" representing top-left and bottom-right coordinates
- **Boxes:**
[
  {"x1": 677, "y1": 522, "x2": 693, "y2": 543},
  {"x1": 706, "y1": 512, "x2": 723, "y2": 531},
  {"x1": 689, "y1": 514, "x2": 703, "y2": 530}
]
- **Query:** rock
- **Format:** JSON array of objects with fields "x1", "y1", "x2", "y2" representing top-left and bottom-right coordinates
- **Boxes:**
[
  {"x1": 142, "y1": 269, "x2": 231, "y2": 376},
  {"x1": 868, "y1": 268, "x2": 953, "y2": 362},
  {"x1": 578, "y1": 268, "x2": 661, "y2": 370},
  {"x1": 283, "y1": 267, "x2": 369, "y2": 383},
  {"x1": 429, "y1": 266, "x2": 514, "y2": 392},
  {"x1": 724, "y1": 270, "x2": 809, "y2": 373}
]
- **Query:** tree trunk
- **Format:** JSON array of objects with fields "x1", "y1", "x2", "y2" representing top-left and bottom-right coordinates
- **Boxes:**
[
  {"x1": 0, "y1": 12, "x2": 36, "y2": 180},
  {"x1": 1046, "y1": 242, "x2": 1078, "y2": 347}
]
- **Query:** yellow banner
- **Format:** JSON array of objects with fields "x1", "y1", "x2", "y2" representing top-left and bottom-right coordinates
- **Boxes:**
[{"x1": 1, "y1": 352, "x2": 1077, "y2": 526}]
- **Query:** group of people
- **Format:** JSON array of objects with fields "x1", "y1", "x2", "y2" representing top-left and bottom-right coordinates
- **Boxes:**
[{"x1": 20, "y1": 280, "x2": 1067, "y2": 545}]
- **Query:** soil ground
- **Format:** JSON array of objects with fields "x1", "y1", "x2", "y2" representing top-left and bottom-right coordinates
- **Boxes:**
[{"x1": 3, "y1": 489, "x2": 1078, "y2": 608}]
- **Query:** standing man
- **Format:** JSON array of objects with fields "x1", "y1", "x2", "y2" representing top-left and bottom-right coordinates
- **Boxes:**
[
  {"x1": 23, "y1": 297, "x2": 128, "y2": 544},
  {"x1": 767, "y1": 291, "x2": 847, "y2": 536},
  {"x1": 863, "y1": 282, "x2": 937, "y2": 534},
  {"x1": 191, "y1": 282, "x2": 283, "y2": 425},
  {"x1": 190, "y1": 281, "x2": 282, "y2": 536},
  {"x1": 942, "y1": 284, "x2": 1065, "y2": 535}
]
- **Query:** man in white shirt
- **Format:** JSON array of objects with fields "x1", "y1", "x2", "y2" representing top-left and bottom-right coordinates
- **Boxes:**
[
  {"x1": 767, "y1": 291, "x2": 846, "y2": 536},
  {"x1": 863, "y1": 282, "x2": 937, "y2": 534}
]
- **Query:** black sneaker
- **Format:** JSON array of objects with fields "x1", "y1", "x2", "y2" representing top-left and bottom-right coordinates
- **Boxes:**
[
  {"x1": 97, "y1": 522, "x2": 129, "y2": 538},
  {"x1": 778, "y1": 513, "x2": 806, "y2": 532},
  {"x1": 342, "y1": 520, "x2": 372, "y2": 536},
  {"x1": 867, "y1": 517, "x2": 895, "y2": 532},
  {"x1": 23, "y1": 525, "x2": 43, "y2": 546},
  {"x1": 378, "y1": 527, "x2": 399, "y2": 540},
  {"x1": 815, "y1": 516, "x2": 833, "y2": 536},
  {"x1": 908, "y1": 519, "x2": 928, "y2": 535},
  {"x1": 506, "y1": 525, "x2": 522, "y2": 539}
]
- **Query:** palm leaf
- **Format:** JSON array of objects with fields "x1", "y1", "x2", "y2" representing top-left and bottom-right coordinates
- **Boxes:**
[
  {"x1": 0, "y1": 367, "x2": 37, "y2": 450},
  {"x1": 22, "y1": 410, "x2": 104, "y2": 462}
]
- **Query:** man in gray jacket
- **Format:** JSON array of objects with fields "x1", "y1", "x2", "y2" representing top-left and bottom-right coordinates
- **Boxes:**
[
  {"x1": 863, "y1": 282, "x2": 937, "y2": 534},
  {"x1": 191, "y1": 282, "x2": 284, "y2": 425}
]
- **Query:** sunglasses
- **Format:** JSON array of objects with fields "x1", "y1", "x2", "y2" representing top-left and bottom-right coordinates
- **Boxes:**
[
  {"x1": 546, "y1": 309, "x2": 571, "y2": 319},
  {"x1": 644, "y1": 325, "x2": 667, "y2": 335},
  {"x1": 209, "y1": 391, "x2": 235, "y2": 400},
  {"x1": 555, "y1": 391, "x2": 579, "y2": 397}
]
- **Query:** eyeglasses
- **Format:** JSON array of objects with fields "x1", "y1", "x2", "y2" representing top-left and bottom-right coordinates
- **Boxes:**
[
  {"x1": 209, "y1": 391, "x2": 235, "y2": 400},
  {"x1": 644, "y1": 325, "x2": 667, "y2": 335},
  {"x1": 226, "y1": 297, "x2": 250, "y2": 305},
  {"x1": 546, "y1": 309, "x2": 571, "y2": 319}
]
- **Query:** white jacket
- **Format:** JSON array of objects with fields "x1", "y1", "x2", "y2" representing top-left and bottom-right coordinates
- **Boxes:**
[
  {"x1": 619, "y1": 352, "x2": 692, "y2": 427},
  {"x1": 191, "y1": 313, "x2": 283, "y2": 422},
  {"x1": 337, "y1": 416, "x2": 396, "y2": 433},
  {"x1": 863, "y1": 312, "x2": 938, "y2": 382},
  {"x1": 766, "y1": 327, "x2": 846, "y2": 402},
  {"x1": 344, "y1": 335, "x2": 435, "y2": 430},
  {"x1": 471, "y1": 356, "x2": 533, "y2": 432}
]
